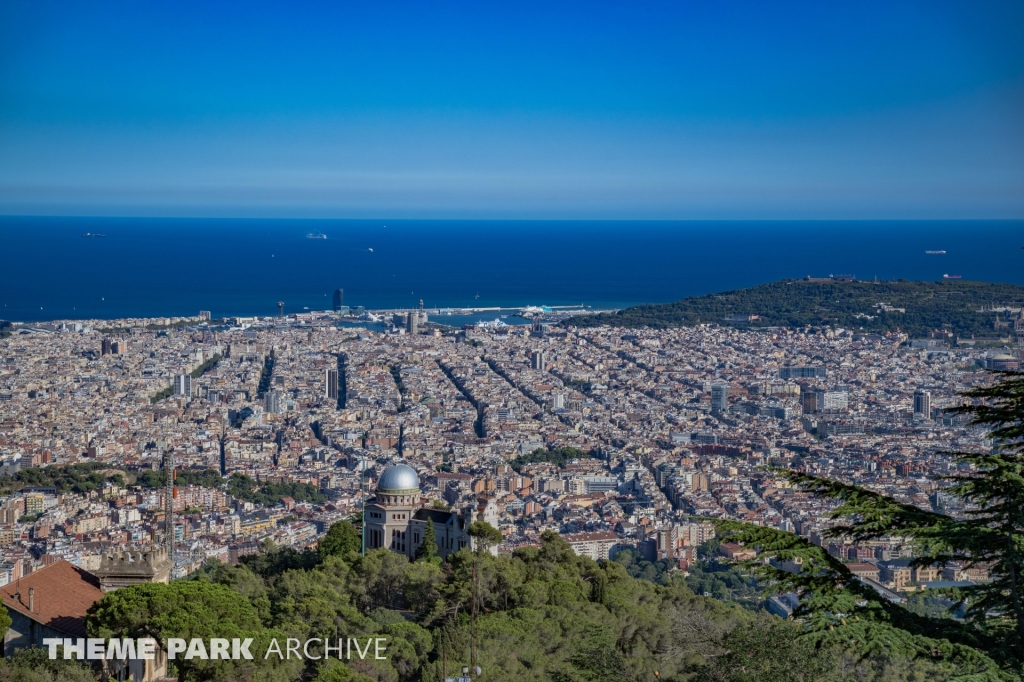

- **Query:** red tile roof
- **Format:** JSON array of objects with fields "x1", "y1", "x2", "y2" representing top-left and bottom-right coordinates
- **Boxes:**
[{"x1": 0, "y1": 560, "x2": 105, "y2": 637}]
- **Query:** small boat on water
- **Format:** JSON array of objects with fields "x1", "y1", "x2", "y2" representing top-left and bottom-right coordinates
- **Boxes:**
[
  {"x1": 943, "y1": 274, "x2": 962, "y2": 279},
  {"x1": 306, "y1": 232, "x2": 327, "y2": 239},
  {"x1": 925, "y1": 250, "x2": 945, "y2": 254},
  {"x1": 82, "y1": 233, "x2": 106, "y2": 238}
]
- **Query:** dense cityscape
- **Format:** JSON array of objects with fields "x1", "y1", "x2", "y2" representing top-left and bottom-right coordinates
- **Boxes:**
[{"x1": 1, "y1": 301, "x2": 1020, "y2": 604}]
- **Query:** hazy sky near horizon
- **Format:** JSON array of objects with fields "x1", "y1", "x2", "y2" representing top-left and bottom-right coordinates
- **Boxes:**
[{"x1": 1, "y1": 1, "x2": 1023, "y2": 219}]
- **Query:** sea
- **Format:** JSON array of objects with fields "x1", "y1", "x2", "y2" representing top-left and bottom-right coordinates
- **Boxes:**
[{"x1": 0, "y1": 217, "x2": 1022, "y2": 324}]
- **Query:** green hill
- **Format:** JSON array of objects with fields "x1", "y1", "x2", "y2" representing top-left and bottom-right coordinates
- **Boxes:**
[
  {"x1": 567, "y1": 279, "x2": 1024, "y2": 337},
  {"x1": 81, "y1": 530, "x2": 975, "y2": 682}
]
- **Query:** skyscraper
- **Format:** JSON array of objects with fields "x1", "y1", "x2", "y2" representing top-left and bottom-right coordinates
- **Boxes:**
[
  {"x1": 164, "y1": 450, "x2": 175, "y2": 567},
  {"x1": 174, "y1": 374, "x2": 192, "y2": 397},
  {"x1": 332, "y1": 289, "x2": 344, "y2": 311},
  {"x1": 265, "y1": 389, "x2": 281, "y2": 414},
  {"x1": 914, "y1": 389, "x2": 931, "y2": 420},
  {"x1": 326, "y1": 368, "x2": 339, "y2": 401},
  {"x1": 277, "y1": 301, "x2": 285, "y2": 318},
  {"x1": 531, "y1": 350, "x2": 546, "y2": 371},
  {"x1": 711, "y1": 384, "x2": 729, "y2": 413},
  {"x1": 407, "y1": 310, "x2": 419, "y2": 335}
]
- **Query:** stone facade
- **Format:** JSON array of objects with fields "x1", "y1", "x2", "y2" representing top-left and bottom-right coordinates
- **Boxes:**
[
  {"x1": 94, "y1": 548, "x2": 173, "y2": 592},
  {"x1": 364, "y1": 464, "x2": 498, "y2": 559}
]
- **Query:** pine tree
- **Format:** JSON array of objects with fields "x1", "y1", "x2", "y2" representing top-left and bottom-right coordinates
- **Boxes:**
[
  {"x1": 415, "y1": 519, "x2": 438, "y2": 561},
  {"x1": 717, "y1": 370, "x2": 1024, "y2": 677}
]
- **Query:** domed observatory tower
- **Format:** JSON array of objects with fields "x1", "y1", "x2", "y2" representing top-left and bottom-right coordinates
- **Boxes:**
[
  {"x1": 364, "y1": 463, "x2": 475, "y2": 558},
  {"x1": 364, "y1": 464, "x2": 421, "y2": 556}
]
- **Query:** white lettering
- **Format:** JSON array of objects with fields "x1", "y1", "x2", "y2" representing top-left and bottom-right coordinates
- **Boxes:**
[
  {"x1": 234, "y1": 638, "x2": 254, "y2": 660},
  {"x1": 286, "y1": 638, "x2": 300, "y2": 660},
  {"x1": 185, "y1": 639, "x2": 209, "y2": 660},
  {"x1": 264, "y1": 638, "x2": 283, "y2": 660},
  {"x1": 138, "y1": 638, "x2": 156, "y2": 660},
  {"x1": 87, "y1": 639, "x2": 105, "y2": 660},
  {"x1": 106, "y1": 639, "x2": 136, "y2": 660},
  {"x1": 374, "y1": 638, "x2": 387, "y2": 660},
  {"x1": 324, "y1": 638, "x2": 342, "y2": 659},
  {"x1": 209, "y1": 639, "x2": 230, "y2": 660},
  {"x1": 43, "y1": 638, "x2": 61, "y2": 659},
  {"x1": 167, "y1": 638, "x2": 187, "y2": 660},
  {"x1": 303, "y1": 638, "x2": 321, "y2": 660},
  {"x1": 64, "y1": 639, "x2": 85, "y2": 660},
  {"x1": 351, "y1": 638, "x2": 371, "y2": 660}
]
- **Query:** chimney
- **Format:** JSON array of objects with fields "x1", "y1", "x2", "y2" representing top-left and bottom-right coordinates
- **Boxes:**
[{"x1": 28, "y1": 586, "x2": 34, "y2": 612}]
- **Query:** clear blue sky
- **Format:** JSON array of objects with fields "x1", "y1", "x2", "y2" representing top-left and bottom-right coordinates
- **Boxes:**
[{"x1": 1, "y1": 0, "x2": 1022, "y2": 219}]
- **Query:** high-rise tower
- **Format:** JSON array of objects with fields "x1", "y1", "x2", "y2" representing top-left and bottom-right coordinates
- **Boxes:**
[
  {"x1": 711, "y1": 384, "x2": 729, "y2": 414},
  {"x1": 332, "y1": 289, "x2": 344, "y2": 311},
  {"x1": 164, "y1": 451, "x2": 175, "y2": 568},
  {"x1": 326, "y1": 368, "x2": 339, "y2": 401},
  {"x1": 913, "y1": 389, "x2": 931, "y2": 420}
]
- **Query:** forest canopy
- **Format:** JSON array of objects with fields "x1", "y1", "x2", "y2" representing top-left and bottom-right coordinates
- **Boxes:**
[{"x1": 567, "y1": 278, "x2": 1024, "y2": 337}]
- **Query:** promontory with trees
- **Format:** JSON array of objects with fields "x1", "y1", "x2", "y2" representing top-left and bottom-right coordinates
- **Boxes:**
[{"x1": 568, "y1": 278, "x2": 1024, "y2": 338}]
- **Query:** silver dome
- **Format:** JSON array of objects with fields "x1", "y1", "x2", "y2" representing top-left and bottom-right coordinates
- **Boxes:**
[{"x1": 376, "y1": 464, "x2": 420, "y2": 492}]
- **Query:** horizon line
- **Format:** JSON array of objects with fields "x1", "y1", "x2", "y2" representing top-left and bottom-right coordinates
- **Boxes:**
[{"x1": 2, "y1": 214, "x2": 1024, "y2": 223}]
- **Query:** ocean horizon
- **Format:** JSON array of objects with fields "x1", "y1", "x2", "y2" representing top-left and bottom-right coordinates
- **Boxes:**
[{"x1": 1, "y1": 216, "x2": 1022, "y2": 323}]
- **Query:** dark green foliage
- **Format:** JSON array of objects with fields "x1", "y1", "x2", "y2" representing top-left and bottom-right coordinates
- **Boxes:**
[
  {"x1": 319, "y1": 520, "x2": 362, "y2": 561},
  {"x1": 467, "y1": 521, "x2": 502, "y2": 551},
  {"x1": 511, "y1": 446, "x2": 595, "y2": 472},
  {"x1": 904, "y1": 591, "x2": 964, "y2": 621},
  {"x1": 240, "y1": 540, "x2": 320, "y2": 579},
  {"x1": 228, "y1": 472, "x2": 327, "y2": 506},
  {"x1": 713, "y1": 520, "x2": 1005, "y2": 679},
  {"x1": 684, "y1": 560, "x2": 764, "y2": 608},
  {"x1": 257, "y1": 352, "x2": 275, "y2": 395},
  {"x1": 95, "y1": 530, "x2": 966, "y2": 682},
  {"x1": 0, "y1": 605, "x2": 10, "y2": 642},
  {"x1": 178, "y1": 468, "x2": 225, "y2": 489},
  {"x1": 0, "y1": 646, "x2": 94, "y2": 682},
  {"x1": 150, "y1": 384, "x2": 175, "y2": 403},
  {"x1": 415, "y1": 520, "x2": 438, "y2": 561},
  {"x1": 0, "y1": 462, "x2": 124, "y2": 495},
  {"x1": 137, "y1": 467, "x2": 224, "y2": 490},
  {"x1": 611, "y1": 548, "x2": 675, "y2": 584},
  {"x1": 689, "y1": 612, "x2": 836, "y2": 682},
  {"x1": 86, "y1": 580, "x2": 302, "y2": 682},
  {"x1": 568, "y1": 278, "x2": 1024, "y2": 336},
  {"x1": 190, "y1": 353, "x2": 222, "y2": 379},
  {"x1": 136, "y1": 469, "x2": 165, "y2": 488},
  {"x1": 760, "y1": 371, "x2": 1024, "y2": 672}
]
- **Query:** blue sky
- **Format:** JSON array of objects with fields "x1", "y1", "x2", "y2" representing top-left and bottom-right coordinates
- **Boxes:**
[{"x1": 1, "y1": 0, "x2": 1022, "y2": 219}]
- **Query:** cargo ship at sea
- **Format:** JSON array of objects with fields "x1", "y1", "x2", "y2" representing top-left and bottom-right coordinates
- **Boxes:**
[
  {"x1": 925, "y1": 250, "x2": 945, "y2": 254},
  {"x1": 306, "y1": 232, "x2": 327, "y2": 239},
  {"x1": 82, "y1": 233, "x2": 106, "y2": 238},
  {"x1": 943, "y1": 274, "x2": 962, "y2": 279}
]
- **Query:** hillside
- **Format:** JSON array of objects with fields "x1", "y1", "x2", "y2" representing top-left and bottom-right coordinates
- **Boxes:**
[
  {"x1": 78, "y1": 530, "x2": 979, "y2": 682},
  {"x1": 567, "y1": 279, "x2": 1024, "y2": 337}
]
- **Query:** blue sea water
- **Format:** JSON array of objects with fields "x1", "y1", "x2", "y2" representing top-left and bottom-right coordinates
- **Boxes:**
[{"x1": 0, "y1": 217, "x2": 1021, "y2": 322}]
